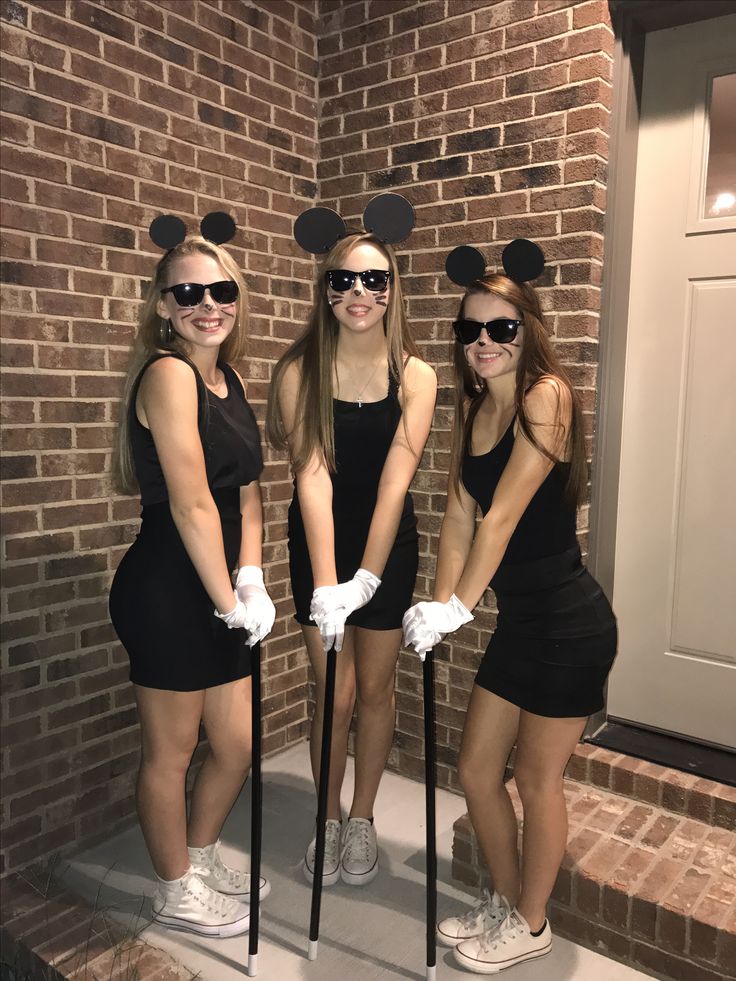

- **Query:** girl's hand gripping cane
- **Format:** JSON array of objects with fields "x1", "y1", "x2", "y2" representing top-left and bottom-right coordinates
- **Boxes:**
[
  {"x1": 310, "y1": 568, "x2": 381, "y2": 652},
  {"x1": 236, "y1": 566, "x2": 276, "y2": 647},
  {"x1": 402, "y1": 595, "x2": 474, "y2": 656}
]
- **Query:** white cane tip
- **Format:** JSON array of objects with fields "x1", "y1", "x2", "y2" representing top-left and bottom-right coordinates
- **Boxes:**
[
  {"x1": 308, "y1": 939, "x2": 318, "y2": 960},
  {"x1": 426, "y1": 965, "x2": 436, "y2": 981},
  {"x1": 246, "y1": 953, "x2": 258, "y2": 976}
]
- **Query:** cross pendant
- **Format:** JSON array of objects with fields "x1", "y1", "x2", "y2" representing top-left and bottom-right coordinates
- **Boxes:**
[{"x1": 357, "y1": 399, "x2": 363, "y2": 408}]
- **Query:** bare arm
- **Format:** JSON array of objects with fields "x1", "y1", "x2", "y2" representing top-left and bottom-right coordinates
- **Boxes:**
[
  {"x1": 278, "y1": 360, "x2": 338, "y2": 587},
  {"x1": 230, "y1": 369, "x2": 264, "y2": 570},
  {"x1": 138, "y1": 357, "x2": 236, "y2": 615},
  {"x1": 433, "y1": 474, "x2": 478, "y2": 602},
  {"x1": 360, "y1": 356, "x2": 438, "y2": 577},
  {"x1": 452, "y1": 378, "x2": 573, "y2": 611}
]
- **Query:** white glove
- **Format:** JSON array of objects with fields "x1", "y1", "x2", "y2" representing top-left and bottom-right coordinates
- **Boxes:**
[
  {"x1": 214, "y1": 593, "x2": 249, "y2": 630},
  {"x1": 235, "y1": 566, "x2": 276, "y2": 646},
  {"x1": 402, "y1": 594, "x2": 474, "y2": 659},
  {"x1": 310, "y1": 568, "x2": 381, "y2": 653}
]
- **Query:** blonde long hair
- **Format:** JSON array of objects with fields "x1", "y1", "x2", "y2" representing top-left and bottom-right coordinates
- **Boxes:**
[
  {"x1": 113, "y1": 236, "x2": 249, "y2": 494},
  {"x1": 266, "y1": 233, "x2": 419, "y2": 473},
  {"x1": 451, "y1": 274, "x2": 587, "y2": 506}
]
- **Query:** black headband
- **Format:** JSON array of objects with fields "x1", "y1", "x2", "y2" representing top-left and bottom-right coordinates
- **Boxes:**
[
  {"x1": 149, "y1": 211, "x2": 237, "y2": 250},
  {"x1": 293, "y1": 192, "x2": 415, "y2": 254},
  {"x1": 445, "y1": 239, "x2": 545, "y2": 287}
]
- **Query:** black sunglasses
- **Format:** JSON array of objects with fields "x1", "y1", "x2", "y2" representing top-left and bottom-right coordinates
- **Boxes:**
[
  {"x1": 326, "y1": 269, "x2": 391, "y2": 292},
  {"x1": 161, "y1": 281, "x2": 239, "y2": 307},
  {"x1": 453, "y1": 318, "x2": 523, "y2": 345}
]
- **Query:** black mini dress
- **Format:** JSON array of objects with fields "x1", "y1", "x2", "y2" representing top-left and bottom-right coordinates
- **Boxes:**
[
  {"x1": 462, "y1": 419, "x2": 617, "y2": 718},
  {"x1": 109, "y1": 353, "x2": 263, "y2": 691},
  {"x1": 288, "y1": 370, "x2": 418, "y2": 630}
]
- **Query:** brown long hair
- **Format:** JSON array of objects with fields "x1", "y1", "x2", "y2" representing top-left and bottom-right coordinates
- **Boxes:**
[
  {"x1": 113, "y1": 236, "x2": 249, "y2": 494},
  {"x1": 266, "y1": 232, "x2": 420, "y2": 473},
  {"x1": 451, "y1": 274, "x2": 587, "y2": 506}
]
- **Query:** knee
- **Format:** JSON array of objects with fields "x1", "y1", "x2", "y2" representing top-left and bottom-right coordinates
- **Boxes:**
[
  {"x1": 209, "y1": 733, "x2": 252, "y2": 773},
  {"x1": 141, "y1": 742, "x2": 196, "y2": 778},
  {"x1": 356, "y1": 677, "x2": 394, "y2": 712},
  {"x1": 458, "y1": 749, "x2": 504, "y2": 799},
  {"x1": 330, "y1": 687, "x2": 357, "y2": 730},
  {"x1": 514, "y1": 764, "x2": 563, "y2": 805}
]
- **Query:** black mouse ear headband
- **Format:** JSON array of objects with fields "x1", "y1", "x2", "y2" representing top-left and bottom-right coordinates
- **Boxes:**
[
  {"x1": 293, "y1": 192, "x2": 415, "y2": 254},
  {"x1": 445, "y1": 239, "x2": 545, "y2": 287},
  {"x1": 148, "y1": 211, "x2": 237, "y2": 250}
]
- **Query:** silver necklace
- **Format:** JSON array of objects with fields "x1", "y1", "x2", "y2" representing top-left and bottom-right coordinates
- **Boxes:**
[{"x1": 337, "y1": 356, "x2": 385, "y2": 407}]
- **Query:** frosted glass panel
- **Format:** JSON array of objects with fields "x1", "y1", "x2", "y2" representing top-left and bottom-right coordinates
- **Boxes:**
[{"x1": 704, "y1": 73, "x2": 736, "y2": 218}]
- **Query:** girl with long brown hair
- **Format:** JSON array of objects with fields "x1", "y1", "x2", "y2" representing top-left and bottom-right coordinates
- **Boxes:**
[
  {"x1": 403, "y1": 242, "x2": 617, "y2": 974},
  {"x1": 267, "y1": 198, "x2": 437, "y2": 888},
  {"x1": 110, "y1": 216, "x2": 273, "y2": 937}
]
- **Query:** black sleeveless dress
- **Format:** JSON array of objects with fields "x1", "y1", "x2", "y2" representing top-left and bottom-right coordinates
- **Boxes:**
[
  {"x1": 462, "y1": 420, "x2": 617, "y2": 717},
  {"x1": 109, "y1": 353, "x2": 263, "y2": 691},
  {"x1": 288, "y1": 370, "x2": 418, "y2": 630}
]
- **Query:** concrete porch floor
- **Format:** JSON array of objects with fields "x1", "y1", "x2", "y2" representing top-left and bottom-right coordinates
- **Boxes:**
[{"x1": 61, "y1": 742, "x2": 653, "y2": 980}]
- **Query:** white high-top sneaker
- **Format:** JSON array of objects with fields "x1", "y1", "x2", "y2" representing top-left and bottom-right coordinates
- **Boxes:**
[
  {"x1": 188, "y1": 840, "x2": 271, "y2": 902},
  {"x1": 340, "y1": 817, "x2": 378, "y2": 886},
  {"x1": 151, "y1": 866, "x2": 250, "y2": 937},
  {"x1": 454, "y1": 908, "x2": 552, "y2": 974},
  {"x1": 302, "y1": 819, "x2": 342, "y2": 886},
  {"x1": 437, "y1": 888, "x2": 508, "y2": 947}
]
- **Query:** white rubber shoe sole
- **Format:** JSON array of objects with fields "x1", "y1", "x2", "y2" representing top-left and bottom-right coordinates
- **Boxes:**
[
  {"x1": 453, "y1": 939, "x2": 551, "y2": 974},
  {"x1": 302, "y1": 859, "x2": 340, "y2": 887},
  {"x1": 152, "y1": 908, "x2": 250, "y2": 938}
]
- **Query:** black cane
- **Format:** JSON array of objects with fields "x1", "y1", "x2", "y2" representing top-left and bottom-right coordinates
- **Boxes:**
[
  {"x1": 423, "y1": 649, "x2": 437, "y2": 981},
  {"x1": 247, "y1": 641, "x2": 262, "y2": 977},
  {"x1": 308, "y1": 645, "x2": 337, "y2": 960}
]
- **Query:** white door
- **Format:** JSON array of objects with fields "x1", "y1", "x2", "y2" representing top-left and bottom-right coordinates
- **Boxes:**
[{"x1": 606, "y1": 15, "x2": 736, "y2": 748}]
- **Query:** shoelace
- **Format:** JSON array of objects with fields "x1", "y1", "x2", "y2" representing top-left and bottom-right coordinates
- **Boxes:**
[
  {"x1": 459, "y1": 887, "x2": 493, "y2": 928},
  {"x1": 183, "y1": 875, "x2": 239, "y2": 918},
  {"x1": 341, "y1": 822, "x2": 372, "y2": 863},
  {"x1": 479, "y1": 912, "x2": 523, "y2": 953}
]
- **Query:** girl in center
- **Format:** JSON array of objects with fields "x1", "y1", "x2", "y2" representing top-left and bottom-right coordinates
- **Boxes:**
[{"x1": 267, "y1": 230, "x2": 436, "y2": 887}]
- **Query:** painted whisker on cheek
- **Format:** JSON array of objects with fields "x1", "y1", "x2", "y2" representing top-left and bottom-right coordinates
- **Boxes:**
[{"x1": 374, "y1": 291, "x2": 388, "y2": 307}]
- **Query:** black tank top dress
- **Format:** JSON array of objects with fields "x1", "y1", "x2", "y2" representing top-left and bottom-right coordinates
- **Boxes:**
[
  {"x1": 462, "y1": 420, "x2": 617, "y2": 718},
  {"x1": 109, "y1": 354, "x2": 263, "y2": 691},
  {"x1": 288, "y1": 370, "x2": 419, "y2": 630}
]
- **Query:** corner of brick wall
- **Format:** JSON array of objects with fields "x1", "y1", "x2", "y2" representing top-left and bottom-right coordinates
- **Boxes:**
[
  {"x1": 1, "y1": 0, "x2": 319, "y2": 877},
  {"x1": 318, "y1": 0, "x2": 614, "y2": 794}
]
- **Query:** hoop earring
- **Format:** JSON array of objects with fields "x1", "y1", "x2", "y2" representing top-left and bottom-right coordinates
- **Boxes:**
[{"x1": 159, "y1": 317, "x2": 175, "y2": 345}]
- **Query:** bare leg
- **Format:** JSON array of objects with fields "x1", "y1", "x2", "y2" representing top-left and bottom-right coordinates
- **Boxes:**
[
  {"x1": 303, "y1": 624, "x2": 356, "y2": 821},
  {"x1": 350, "y1": 626, "x2": 402, "y2": 818},
  {"x1": 188, "y1": 677, "x2": 253, "y2": 847},
  {"x1": 457, "y1": 686, "x2": 521, "y2": 904},
  {"x1": 134, "y1": 685, "x2": 203, "y2": 880},
  {"x1": 514, "y1": 711, "x2": 587, "y2": 931}
]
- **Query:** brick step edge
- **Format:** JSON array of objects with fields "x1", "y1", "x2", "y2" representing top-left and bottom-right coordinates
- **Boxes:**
[
  {"x1": 451, "y1": 777, "x2": 736, "y2": 981},
  {"x1": 565, "y1": 744, "x2": 736, "y2": 831},
  {"x1": 0, "y1": 872, "x2": 197, "y2": 980}
]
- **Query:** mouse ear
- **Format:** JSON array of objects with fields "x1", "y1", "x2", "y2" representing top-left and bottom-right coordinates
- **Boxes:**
[
  {"x1": 445, "y1": 245, "x2": 488, "y2": 287},
  {"x1": 149, "y1": 215, "x2": 187, "y2": 251},
  {"x1": 362, "y1": 193, "x2": 415, "y2": 244},
  {"x1": 200, "y1": 211, "x2": 236, "y2": 245},
  {"x1": 502, "y1": 239, "x2": 545, "y2": 282},
  {"x1": 294, "y1": 207, "x2": 347, "y2": 254}
]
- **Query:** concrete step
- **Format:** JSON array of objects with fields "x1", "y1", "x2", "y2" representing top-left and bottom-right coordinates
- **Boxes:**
[{"x1": 452, "y1": 763, "x2": 736, "y2": 981}]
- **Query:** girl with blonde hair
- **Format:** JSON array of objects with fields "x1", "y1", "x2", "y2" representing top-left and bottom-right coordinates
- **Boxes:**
[{"x1": 110, "y1": 215, "x2": 273, "y2": 937}]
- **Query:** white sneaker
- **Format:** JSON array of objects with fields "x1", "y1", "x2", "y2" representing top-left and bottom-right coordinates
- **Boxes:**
[
  {"x1": 187, "y1": 840, "x2": 271, "y2": 902},
  {"x1": 303, "y1": 819, "x2": 342, "y2": 886},
  {"x1": 340, "y1": 817, "x2": 378, "y2": 886},
  {"x1": 454, "y1": 908, "x2": 552, "y2": 974},
  {"x1": 152, "y1": 866, "x2": 250, "y2": 937},
  {"x1": 437, "y1": 888, "x2": 508, "y2": 947}
]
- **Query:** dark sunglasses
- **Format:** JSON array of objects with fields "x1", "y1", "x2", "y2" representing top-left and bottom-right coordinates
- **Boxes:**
[
  {"x1": 453, "y1": 318, "x2": 523, "y2": 345},
  {"x1": 161, "y1": 281, "x2": 239, "y2": 307},
  {"x1": 326, "y1": 269, "x2": 391, "y2": 292}
]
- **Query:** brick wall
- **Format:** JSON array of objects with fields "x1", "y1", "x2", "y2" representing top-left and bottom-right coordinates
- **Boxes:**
[
  {"x1": 0, "y1": 0, "x2": 318, "y2": 876},
  {"x1": 1, "y1": 0, "x2": 615, "y2": 878},
  {"x1": 317, "y1": 0, "x2": 614, "y2": 791}
]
